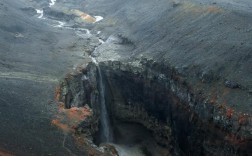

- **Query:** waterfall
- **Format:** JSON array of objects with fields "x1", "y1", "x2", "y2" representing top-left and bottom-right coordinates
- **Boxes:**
[{"x1": 94, "y1": 59, "x2": 113, "y2": 143}]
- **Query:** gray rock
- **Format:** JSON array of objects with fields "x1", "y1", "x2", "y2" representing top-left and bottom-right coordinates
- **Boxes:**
[{"x1": 225, "y1": 80, "x2": 240, "y2": 89}]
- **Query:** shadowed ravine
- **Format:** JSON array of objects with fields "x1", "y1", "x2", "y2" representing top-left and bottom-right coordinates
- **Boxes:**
[{"x1": 1, "y1": 0, "x2": 252, "y2": 155}]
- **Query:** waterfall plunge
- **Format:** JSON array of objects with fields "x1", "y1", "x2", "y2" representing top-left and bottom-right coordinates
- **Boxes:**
[{"x1": 96, "y1": 61, "x2": 113, "y2": 143}]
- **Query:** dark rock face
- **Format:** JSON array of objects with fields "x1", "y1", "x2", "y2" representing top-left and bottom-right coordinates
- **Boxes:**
[
  {"x1": 71, "y1": 0, "x2": 252, "y2": 154},
  {"x1": 59, "y1": 63, "x2": 104, "y2": 138},
  {"x1": 59, "y1": 56, "x2": 252, "y2": 155},
  {"x1": 95, "y1": 59, "x2": 252, "y2": 156},
  {"x1": 60, "y1": 59, "x2": 250, "y2": 155},
  {"x1": 225, "y1": 80, "x2": 240, "y2": 89},
  {"x1": 60, "y1": 63, "x2": 98, "y2": 109}
]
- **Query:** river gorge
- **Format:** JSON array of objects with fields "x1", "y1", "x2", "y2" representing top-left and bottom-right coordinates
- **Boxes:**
[{"x1": 0, "y1": 0, "x2": 252, "y2": 155}]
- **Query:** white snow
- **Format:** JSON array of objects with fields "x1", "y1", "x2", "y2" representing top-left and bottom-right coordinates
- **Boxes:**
[
  {"x1": 36, "y1": 9, "x2": 44, "y2": 19},
  {"x1": 49, "y1": 0, "x2": 57, "y2": 7},
  {"x1": 94, "y1": 16, "x2": 104, "y2": 22}
]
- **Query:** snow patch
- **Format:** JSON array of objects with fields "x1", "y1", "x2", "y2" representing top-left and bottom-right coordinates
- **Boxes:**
[
  {"x1": 49, "y1": 0, "x2": 57, "y2": 7},
  {"x1": 94, "y1": 16, "x2": 104, "y2": 22},
  {"x1": 36, "y1": 9, "x2": 44, "y2": 19}
]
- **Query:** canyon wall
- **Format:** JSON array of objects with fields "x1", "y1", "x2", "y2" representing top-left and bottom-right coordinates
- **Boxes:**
[{"x1": 99, "y1": 59, "x2": 252, "y2": 156}]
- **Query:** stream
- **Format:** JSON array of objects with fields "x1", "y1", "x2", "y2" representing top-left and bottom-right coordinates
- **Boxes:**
[{"x1": 34, "y1": 1, "x2": 151, "y2": 155}]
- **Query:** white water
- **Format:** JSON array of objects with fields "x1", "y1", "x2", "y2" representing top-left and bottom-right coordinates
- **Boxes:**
[
  {"x1": 89, "y1": 33, "x2": 112, "y2": 142},
  {"x1": 98, "y1": 66, "x2": 112, "y2": 142},
  {"x1": 91, "y1": 57, "x2": 98, "y2": 65},
  {"x1": 92, "y1": 56, "x2": 112, "y2": 142},
  {"x1": 54, "y1": 21, "x2": 65, "y2": 28},
  {"x1": 74, "y1": 28, "x2": 91, "y2": 38},
  {"x1": 98, "y1": 38, "x2": 105, "y2": 44},
  {"x1": 113, "y1": 144, "x2": 145, "y2": 156}
]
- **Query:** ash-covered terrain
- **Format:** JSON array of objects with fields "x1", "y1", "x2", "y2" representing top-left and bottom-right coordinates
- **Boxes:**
[{"x1": 0, "y1": 0, "x2": 252, "y2": 155}]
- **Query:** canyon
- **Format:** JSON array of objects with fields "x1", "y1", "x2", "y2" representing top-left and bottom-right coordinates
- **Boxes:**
[{"x1": 0, "y1": 0, "x2": 252, "y2": 155}]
